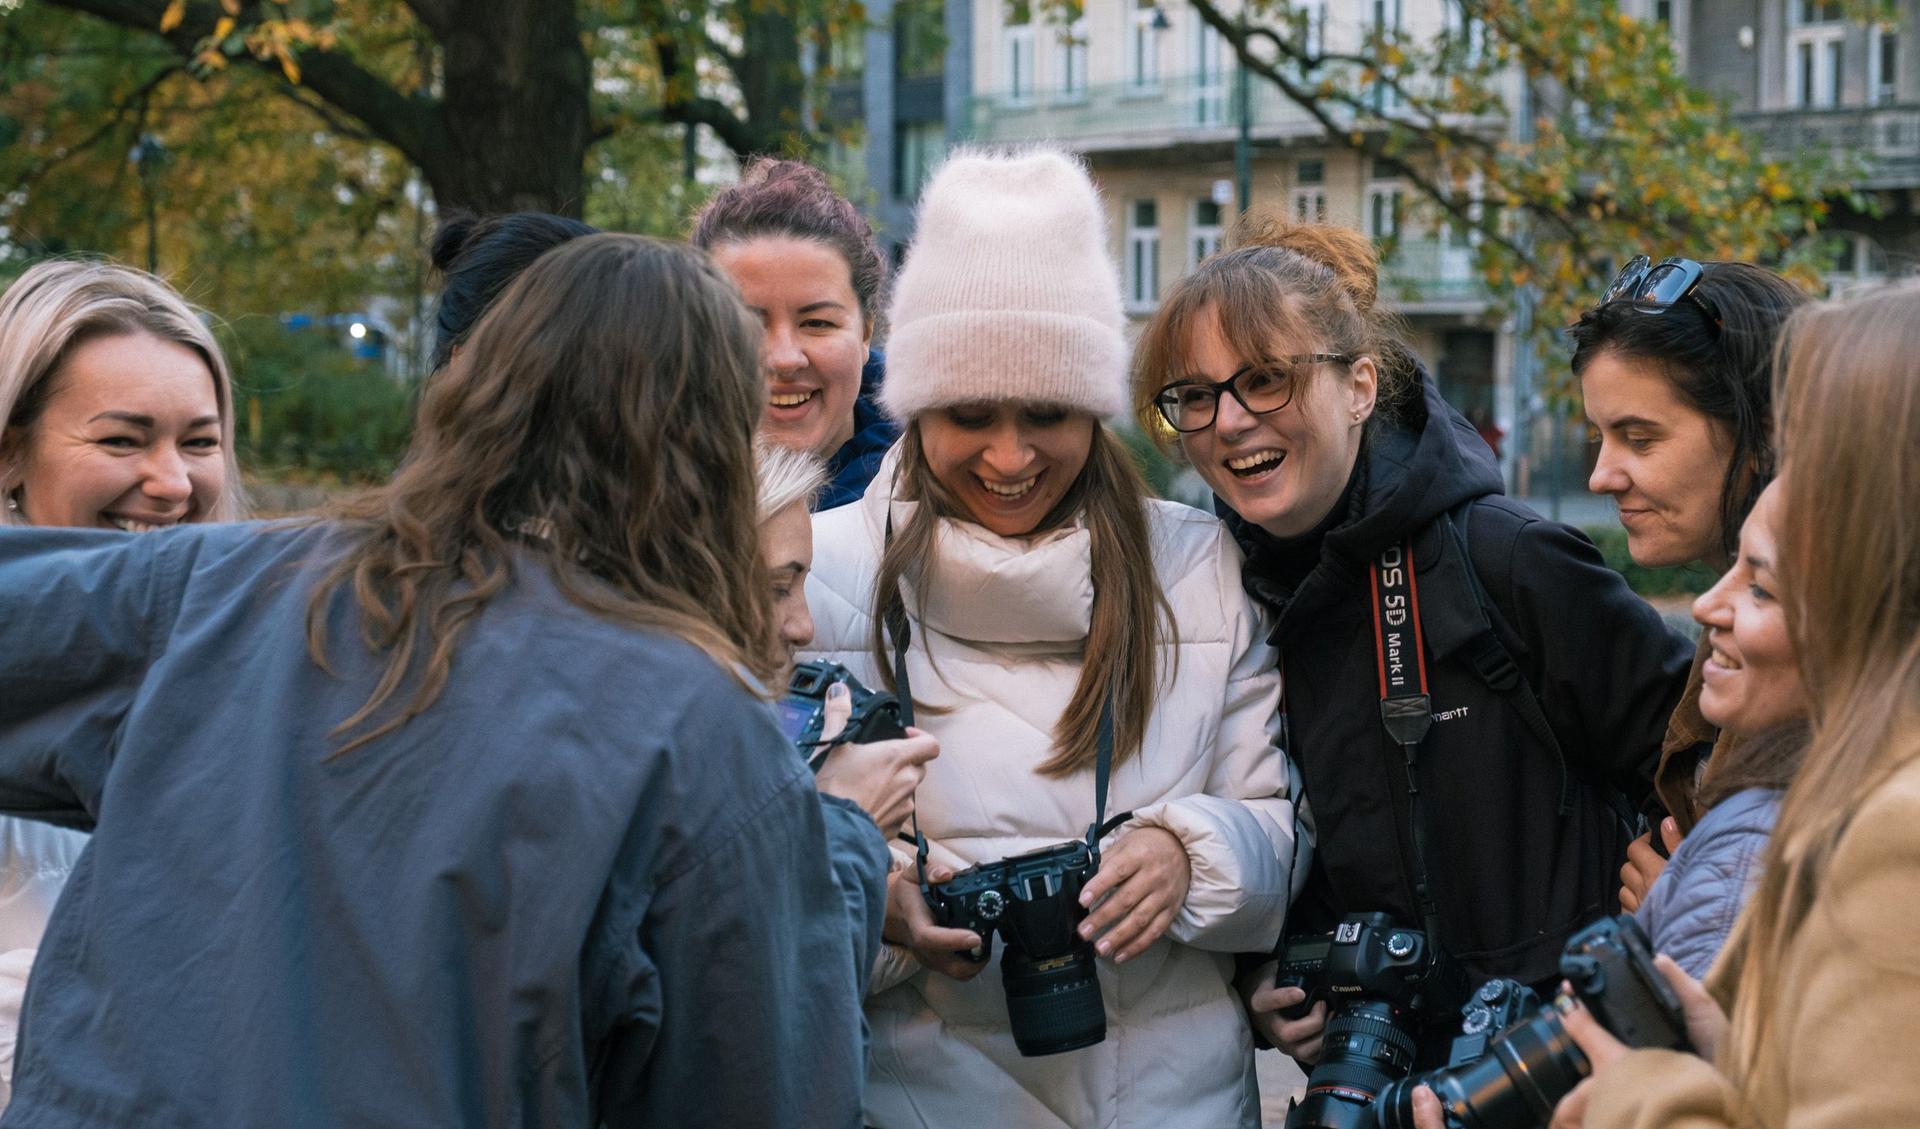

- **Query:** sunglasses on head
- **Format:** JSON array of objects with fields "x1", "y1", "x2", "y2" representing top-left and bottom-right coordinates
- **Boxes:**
[{"x1": 1598, "y1": 255, "x2": 1723, "y2": 328}]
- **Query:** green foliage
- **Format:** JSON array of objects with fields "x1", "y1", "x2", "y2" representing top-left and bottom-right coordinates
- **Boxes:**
[
  {"x1": 1581, "y1": 523, "x2": 1716, "y2": 598},
  {"x1": 219, "y1": 316, "x2": 414, "y2": 482}
]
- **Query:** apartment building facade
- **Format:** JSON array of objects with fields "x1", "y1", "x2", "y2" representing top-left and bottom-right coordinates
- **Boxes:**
[{"x1": 1658, "y1": 0, "x2": 1918, "y2": 292}]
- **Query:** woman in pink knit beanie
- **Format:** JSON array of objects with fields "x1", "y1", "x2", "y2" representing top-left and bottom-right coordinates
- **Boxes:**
[{"x1": 799, "y1": 146, "x2": 1300, "y2": 1128}]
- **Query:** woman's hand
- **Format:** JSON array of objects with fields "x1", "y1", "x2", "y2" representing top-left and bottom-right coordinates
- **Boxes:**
[
  {"x1": 1076, "y1": 826, "x2": 1191, "y2": 963},
  {"x1": 1409, "y1": 1085, "x2": 1452, "y2": 1129},
  {"x1": 1549, "y1": 955, "x2": 1726, "y2": 1129},
  {"x1": 1618, "y1": 818, "x2": 1682, "y2": 913},
  {"x1": 812, "y1": 683, "x2": 940, "y2": 839},
  {"x1": 1239, "y1": 963, "x2": 1328, "y2": 1064},
  {"x1": 1654, "y1": 953, "x2": 1728, "y2": 1062},
  {"x1": 882, "y1": 864, "x2": 989, "y2": 981}
]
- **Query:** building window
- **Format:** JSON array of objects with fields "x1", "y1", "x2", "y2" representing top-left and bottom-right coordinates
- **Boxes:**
[
  {"x1": 1654, "y1": 0, "x2": 1673, "y2": 24},
  {"x1": 1789, "y1": 1, "x2": 1846, "y2": 107},
  {"x1": 1126, "y1": 199, "x2": 1160, "y2": 310},
  {"x1": 1369, "y1": 0, "x2": 1405, "y2": 113},
  {"x1": 1442, "y1": 0, "x2": 1485, "y2": 64},
  {"x1": 1872, "y1": 26, "x2": 1899, "y2": 105},
  {"x1": 1295, "y1": 0, "x2": 1326, "y2": 59},
  {"x1": 893, "y1": 121, "x2": 944, "y2": 201},
  {"x1": 1297, "y1": 158, "x2": 1325, "y2": 185},
  {"x1": 1374, "y1": 181, "x2": 1405, "y2": 241},
  {"x1": 1004, "y1": 0, "x2": 1036, "y2": 105},
  {"x1": 1190, "y1": 199, "x2": 1224, "y2": 267},
  {"x1": 1294, "y1": 159, "x2": 1326, "y2": 223},
  {"x1": 1128, "y1": 0, "x2": 1162, "y2": 91},
  {"x1": 1057, "y1": 16, "x2": 1089, "y2": 98},
  {"x1": 827, "y1": 19, "x2": 866, "y2": 79},
  {"x1": 1194, "y1": 18, "x2": 1227, "y2": 125}
]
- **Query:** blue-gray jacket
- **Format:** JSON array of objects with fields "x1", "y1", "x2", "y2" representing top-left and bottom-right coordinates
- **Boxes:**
[
  {"x1": 0, "y1": 522, "x2": 887, "y2": 1129},
  {"x1": 1635, "y1": 787, "x2": 1781, "y2": 979}
]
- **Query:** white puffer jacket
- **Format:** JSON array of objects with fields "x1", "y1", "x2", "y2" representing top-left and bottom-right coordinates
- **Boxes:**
[{"x1": 803, "y1": 461, "x2": 1303, "y2": 1129}]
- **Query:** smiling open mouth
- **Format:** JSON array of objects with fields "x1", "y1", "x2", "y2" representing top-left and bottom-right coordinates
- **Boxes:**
[
  {"x1": 769, "y1": 390, "x2": 817, "y2": 408},
  {"x1": 978, "y1": 474, "x2": 1039, "y2": 500},
  {"x1": 1226, "y1": 451, "x2": 1284, "y2": 478},
  {"x1": 105, "y1": 515, "x2": 174, "y2": 533}
]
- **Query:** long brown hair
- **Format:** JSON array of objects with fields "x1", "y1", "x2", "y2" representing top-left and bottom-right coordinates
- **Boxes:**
[
  {"x1": 869, "y1": 420, "x2": 1172, "y2": 776},
  {"x1": 305, "y1": 234, "x2": 776, "y2": 753},
  {"x1": 1724, "y1": 283, "x2": 1920, "y2": 1080},
  {"x1": 1132, "y1": 215, "x2": 1420, "y2": 451}
]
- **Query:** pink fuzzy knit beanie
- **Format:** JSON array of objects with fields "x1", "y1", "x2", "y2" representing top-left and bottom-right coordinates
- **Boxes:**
[{"x1": 880, "y1": 147, "x2": 1129, "y2": 421}]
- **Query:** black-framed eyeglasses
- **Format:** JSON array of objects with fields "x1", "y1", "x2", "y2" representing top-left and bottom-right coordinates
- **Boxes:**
[
  {"x1": 1599, "y1": 255, "x2": 1723, "y2": 327},
  {"x1": 1152, "y1": 354, "x2": 1354, "y2": 434}
]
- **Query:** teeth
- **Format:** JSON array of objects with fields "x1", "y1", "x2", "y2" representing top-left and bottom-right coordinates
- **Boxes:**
[
  {"x1": 769, "y1": 391, "x2": 815, "y2": 407},
  {"x1": 108, "y1": 517, "x2": 165, "y2": 533},
  {"x1": 1227, "y1": 451, "x2": 1283, "y2": 472},
  {"x1": 1711, "y1": 647, "x2": 1742, "y2": 671},
  {"x1": 980, "y1": 476, "x2": 1038, "y2": 499}
]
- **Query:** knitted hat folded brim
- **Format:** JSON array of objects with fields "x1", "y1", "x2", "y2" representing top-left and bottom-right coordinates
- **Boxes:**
[{"x1": 880, "y1": 308, "x2": 1130, "y2": 421}]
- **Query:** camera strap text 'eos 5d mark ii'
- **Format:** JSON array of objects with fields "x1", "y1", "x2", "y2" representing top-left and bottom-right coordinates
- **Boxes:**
[{"x1": 1369, "y1": 539, "x2": 1446, "y2": 948}]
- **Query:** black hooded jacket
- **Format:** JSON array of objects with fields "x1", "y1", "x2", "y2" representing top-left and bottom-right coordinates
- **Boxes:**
[{"x1": 1225, "y1": 368, "x2": 1693, "y2": 985}]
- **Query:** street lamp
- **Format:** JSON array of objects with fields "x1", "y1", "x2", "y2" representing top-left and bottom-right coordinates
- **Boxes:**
[{"x1": 128, "y1": 133, "x2": 167, "y2": 274}]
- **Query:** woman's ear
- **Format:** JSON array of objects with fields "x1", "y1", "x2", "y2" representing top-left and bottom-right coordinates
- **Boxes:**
[{"x1": 1349, "y1": 356, "x2": 1380, "y2": 424}]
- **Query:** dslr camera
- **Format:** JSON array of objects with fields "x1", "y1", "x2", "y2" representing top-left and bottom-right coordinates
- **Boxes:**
[
  {"x1": 923, "y1": 838, "x2": 1103, "y2": 1057},
  {"x1": 1278, "y1": 914, "x2": 1467, "y2": 1129},
  {"x1": 1370, "y1": 914, "x2": 1691, "y2": 1129},
  {"x1": 776, "y1": 660, "x2": 906, "y2": 767}
]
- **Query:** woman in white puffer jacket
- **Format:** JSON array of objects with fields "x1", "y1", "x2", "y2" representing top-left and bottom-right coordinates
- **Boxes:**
[{"x1": 801, "y1": 147, "x2": 1303, "y2": 1129}]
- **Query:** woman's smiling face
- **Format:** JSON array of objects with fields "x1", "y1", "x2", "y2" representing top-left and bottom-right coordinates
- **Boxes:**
[
  {"x1": 1583, "y1": 349, "x2": 1733, "y2": 569},
  {"x1": 917, "y1": 401, "x2": 1095, "y2": 537},
  {"x1": 6, "y1": 331, "x2": 227, "y2": 531},
  {"x1": 1173, "y1": 303, "x2": 1375, "y2": 538},
  {"x1": 1692, "y1": 480, "x2": 1806, "y2": 735}
]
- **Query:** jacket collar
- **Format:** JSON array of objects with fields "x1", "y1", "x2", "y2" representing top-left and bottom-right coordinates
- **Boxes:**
[{"x1": 858, "y1": 448, "x2": 1094, "y2": 646}]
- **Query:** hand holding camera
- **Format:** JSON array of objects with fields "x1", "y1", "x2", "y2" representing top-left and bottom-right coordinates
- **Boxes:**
[
  {"x1": 812, "y1": 682, "x2": 939, "y2": 839},
  {"x1": 1076, "y1": 826, "x2": 1191, "y2": 964}
]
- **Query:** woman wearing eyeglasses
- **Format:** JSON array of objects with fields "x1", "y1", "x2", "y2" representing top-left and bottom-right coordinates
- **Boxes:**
[
  {"x1": 1131, "y1": 217, "x2": 1692, "y2": 1069},
  {"x1": 1572, "y1": 258, "x2": 1807, "y2": 930}
]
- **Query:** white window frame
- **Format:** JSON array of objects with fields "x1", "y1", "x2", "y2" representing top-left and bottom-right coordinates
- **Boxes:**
[
  {"x1": 1441, "y1": 0, "x2": 1486, "y2": 65},
  {"x1": 1193, "y1": 17, "x2": 1227, "y2": 125},
  {"x1": 1189, "y1": 198, "x2": 1224, "y2": 268},
  {"x1": 1125, "y1": 199, "x2": 1161, "y2": 311},
  {"x1": 1369, "y1": 0, "x2": 1405, "y2": 113},
  {"x1": 1292, "y1": 188, "x2": 1327, "y2": 224},
  {"x1": 1128, "y1": 0, "x2": 1162, "y2": 92},
  {"x1": 1297, "y1": 0, "x2": 1326, "y2": 58},
  {"x1": 1004, "y1": 15, "x2": 1037, "y2": 106},
  {"x1": 1788, "y1": 4, "x2": 1847, "y2": 108},
  {"x1": 1871, "y1": 25, "x2": 1899, "y2": 106},
  {"x1": 1057, "y1": 16, "x2": 1089, "y2": 99},
  {"x1": 1367, "y1": 180, "x2": 1405, "y2": 241}
]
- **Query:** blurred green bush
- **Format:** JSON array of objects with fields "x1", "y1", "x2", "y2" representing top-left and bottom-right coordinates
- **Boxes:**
[
  {"x1": 1580, "y1": 523, "x2": 1716, "y2": 597},
  {"x1": 219, "y1": 317, "x2": 415, "y2": 483}
]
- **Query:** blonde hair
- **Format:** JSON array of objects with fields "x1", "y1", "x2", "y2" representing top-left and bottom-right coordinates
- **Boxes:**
[
  {"x1": 0, "y1": 258, "x2": 248, "y2": 524},
  {"x1": 1723, "y1": 281, "x2": 1920, "y2": 1081},
  {"x1": 754, "y1": 442, "x2": 829, "y2": 524}
]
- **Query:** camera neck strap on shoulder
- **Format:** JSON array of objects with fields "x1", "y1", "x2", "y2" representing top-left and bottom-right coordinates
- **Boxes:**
[
  {"x1": 883, "y1": 508, "x2": 1126, "y2": 895},
  {"x1": 1369, "y1": 539, "x2": 1445, "y2": 946}
]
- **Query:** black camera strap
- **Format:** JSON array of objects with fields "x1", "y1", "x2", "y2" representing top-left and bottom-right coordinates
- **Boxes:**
[{"x1": 1369, "y1": 540, "x2": 1446, "y2": 948}]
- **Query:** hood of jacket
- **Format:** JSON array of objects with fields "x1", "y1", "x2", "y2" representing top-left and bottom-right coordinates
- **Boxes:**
[
  {"x1": 817, "y1": 349, "x2": 902, "y2": 512},
  {"x1": 1226, "y1": 361, "x2": 1503, "y2": 616}
]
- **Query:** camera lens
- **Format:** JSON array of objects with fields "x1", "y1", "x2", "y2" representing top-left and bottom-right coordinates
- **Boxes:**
[
  {"x1": 1376, "y1": 1011, "x2": 1591, "y2": 1129},
  {"x1": 1285, "y1": 1000, "x2": 1420, "y2": 1129},
  {"x1": 1001, "y1": 943, "x2": 1105, "y2": 1057}
]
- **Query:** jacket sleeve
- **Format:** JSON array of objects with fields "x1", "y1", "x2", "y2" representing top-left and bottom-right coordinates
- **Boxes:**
[
  {"x1": 1125, "y1": 529, "x2": 1302, "y2": 954},
  {"x1": 1635, "y1": 793, "x2": 1778, "y2": 980},
  {"x1": 818, "y1": 794, "x2": 891, "y2": 993},
  {"x1": 0, "y1": 527, "x2": 187, "y2": 830},
  {"x1": 1497, "y1": 516, "x2": 1692, "y2": 802},
  {"x1": 596, "y1": 768, "x2": 885, "y2": 1129},
  {"x1": 1588, "y1": 778, "x2": 1920, "y2": 1129}
]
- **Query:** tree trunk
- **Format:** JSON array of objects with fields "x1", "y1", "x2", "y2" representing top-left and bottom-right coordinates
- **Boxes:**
[{"x1": 422, "y1": 0, "x2": 592, "y2": 215}]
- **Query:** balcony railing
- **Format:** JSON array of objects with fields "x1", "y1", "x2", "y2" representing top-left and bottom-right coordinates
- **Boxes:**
[
  {"x1": 1737, "y1": 104, "x2": 1920, "y2": 187},
  {"x1": 964, "y1": 75, "x2": 1332, "y2": 147},
  {"x1": 1379, "y1": 238, "x2": 1490, "y2": 311}
]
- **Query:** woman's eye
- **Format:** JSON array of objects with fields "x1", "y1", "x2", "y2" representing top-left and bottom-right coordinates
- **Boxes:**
[
  {"x1": 1023, "y1": 409, "x2": 1068, "y2": 427},
  {"x1": 801, "y1": 319, "x2": 840, "y2": 331},
  {"x1": 96, "y1": 435, "x2": 140, "y2": 449},
  {"x1": 1748, "y1": 583, "x2": 1773, "y2": 602},
  {"x1": 946, "y1": 410, "x2": 994, "y2": 430},
  {"x1": 184, "y1": 437, "x2": 221, "y2": 451}
]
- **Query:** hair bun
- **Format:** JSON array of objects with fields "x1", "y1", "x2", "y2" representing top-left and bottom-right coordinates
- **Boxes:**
[
  {"x1": 429, "y1": 211, "x2": 481, "y2": 272},
  {"x1": 1231, "y1": 209, "x2": 1380, "y2": 313}
]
